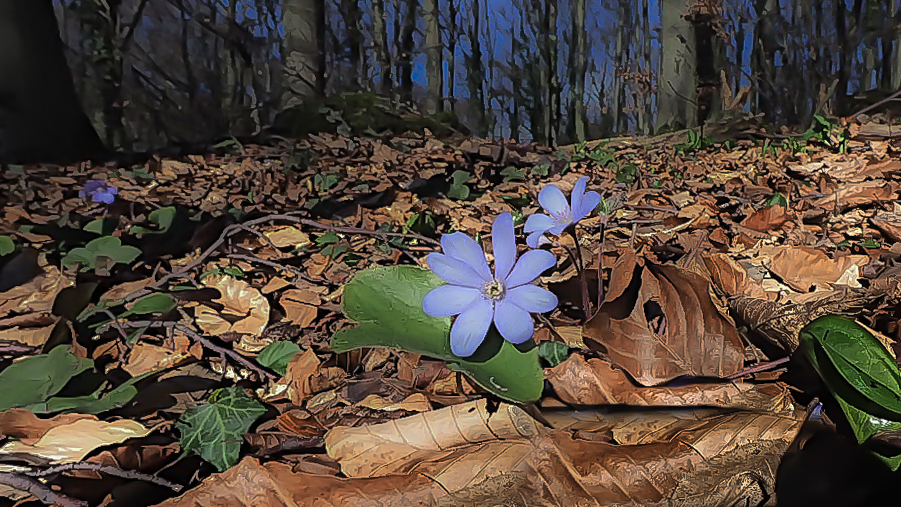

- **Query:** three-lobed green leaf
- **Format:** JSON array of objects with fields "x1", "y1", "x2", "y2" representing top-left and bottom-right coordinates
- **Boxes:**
[
  {"x1": 176, "y1": 386, "x2": 266, "y2": 472},
  {"x1": 330, "y1": 265, "x2": 544, "y2": 403}
]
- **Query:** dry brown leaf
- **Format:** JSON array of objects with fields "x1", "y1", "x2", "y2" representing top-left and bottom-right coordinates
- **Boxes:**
[
  {"x1": 355, "y1": 393, "x2": 432, "y2": 412},
  {"x1": 265, "y1": 226, "x2": 310, "y2": 249},
  {"x1": 546, "y1": 354, "x2": 794, "y2": 413},
  {"x1": 0, "y1": 266, "x2": 72, "y2": 317},
  {"x1": 767, "y1": 246, "x2": 867, "y2": 292},
  {"x1": 583, "y1": 250, "x2": 744, "y2": 385},
  {"x1": 124, "y1": 341, "x2": 195, "y2": 377},
  {"x1": 148, "y1": 457, "x2": 445, "y2": 507},
  {"x1": 0, "y1": 410, "x2": 96, "y2": 444},
  {"x1": 323, "y1": 398, "x2": 803, "y2": 506},
  {"x1": 0, "y1": 419, "x2": 152, "y2": 463},
  {"x1": 279, "y1": 289, "x2": 321, "y2": 328},
  {"x1": 195, "y1": 275, "x2": 270, "y2": 337},
  {"x1": 0, "y1": 324, "x2": 55, "y2": 347}
]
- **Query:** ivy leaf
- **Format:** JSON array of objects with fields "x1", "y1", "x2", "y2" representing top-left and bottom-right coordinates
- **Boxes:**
[{"x1": 176, "y1": 386, "x2": 266, "y2": 471}]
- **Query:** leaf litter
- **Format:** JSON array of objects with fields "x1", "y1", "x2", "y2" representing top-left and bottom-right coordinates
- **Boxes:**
[{"x1": 1, "y1": 118, "x2": 901, "y2": 505}]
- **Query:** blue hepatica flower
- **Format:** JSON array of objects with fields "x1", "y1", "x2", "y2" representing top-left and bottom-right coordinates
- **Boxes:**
[
  {"x1": 423, "y1": 213, "x2": 558, "y2": 357},
  {"x1": 80, "y1": 180, "x2": 118, "y2": 204},
  {"x1": 524, "y1": 175, "x2": 601, "y2": 248}
]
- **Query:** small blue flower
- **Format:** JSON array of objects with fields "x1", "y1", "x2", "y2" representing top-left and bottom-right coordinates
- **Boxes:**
[
  {"x1": 524, "y1": 176, "x2": 601, "y2": 247},
  {"x1": 423, "y1": 213, "x2": 558, "y2": 357},
  {"x1": 80, "y1": 180, "x2": 118, "y2": 204}
]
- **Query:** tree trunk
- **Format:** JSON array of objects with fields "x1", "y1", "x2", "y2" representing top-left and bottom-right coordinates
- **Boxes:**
[
  {"x1": 370, "y1": 0, "x2": 392, "y2": 93},
  {"x1": 423, "y1": 0, "x2": 442, "y2": 113},
  {"x1": 567, "y1": 0, "x2": 586, "y2": 143},
  {"x1": 658, "y1": 0, "x2": 697, "y2": 131},
  {"x1": 0, "y1": 0, "x2": 106, "y2": 164},
  {"x1": 282, "y1": 0, "x2": 326, "y2": 109},
  {"x1": 398, "y1": 0, "x2": 418, "y2": 104}
]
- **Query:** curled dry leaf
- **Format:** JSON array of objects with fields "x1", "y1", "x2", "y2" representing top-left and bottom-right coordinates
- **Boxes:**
[
  {"x1": 767, "y1": 246, "x2": 868, "y2": 293},
  {"x1": 546, "y1": 354, "x2": 794, "y2": 413},
  {"x1": 0, "y1": 266, "x2": 72, "y2": 317},
  {"x1": 354, "y1": 393, "x2": 432, "y2": 413},
  {"x1": 195, "y1": 274, "x2": 270, "y2": 338},
  {"x1": 0, "y1": 409, "x2": 96, "y2": 444},
  {"x1": 279, "y1": 288, "x2": 322, "y2": 328},
  {"x1": 148, "y1": 456, "x2": 445, "y2": 507},
  {"x1": 0, "y1": 419, "x2": 152, "y2": 463},
  {"x1": 319, "y1": 397, "x2": 804, "y2": 506},
  {"x1": 583, "y1": 249, "x2": 744, "y2": 385}
]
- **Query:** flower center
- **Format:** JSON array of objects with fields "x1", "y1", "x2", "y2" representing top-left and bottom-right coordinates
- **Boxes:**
[
  {"x1": 550, "y1": 208, "x2": 573, "y2": 223},
  {"x1": 482, "y1": 279, "x2": 506, "y2": 301}
]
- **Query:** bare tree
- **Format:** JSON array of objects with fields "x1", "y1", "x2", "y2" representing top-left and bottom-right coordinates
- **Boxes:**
[
  {"x1": 0, "y1": 0, "x2": 106, "y2": 163},
  {"x1": 282, "y1": 0, "x2": 326, "y2": 108},
  {"x1": 424, "y1": 0, "x2": 442, "y2": 113}
]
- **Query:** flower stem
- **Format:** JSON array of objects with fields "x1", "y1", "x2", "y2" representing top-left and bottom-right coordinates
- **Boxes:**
[
  {"x1": 565, "y1": 230, "x2": 592, "y2": 321},
  {"x1": 597, "y1": 216, "x2": 607, "y2": 310}
]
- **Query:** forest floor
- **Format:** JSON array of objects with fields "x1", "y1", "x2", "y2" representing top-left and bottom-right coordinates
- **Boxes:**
[{"x1": 1, "y1": 115, "x2": 901, "y2": 506}]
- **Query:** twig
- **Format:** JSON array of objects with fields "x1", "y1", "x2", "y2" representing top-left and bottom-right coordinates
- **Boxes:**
[
  {"x1": 725, "y1": 356, "x2": 791, "y2": 380},
  {"x1": 226, "y1": 253, "x2": 324, "y2": 284},
  {"x1": 850, "y1": 88, "x2": 901, "y2": 118},
  {"x1": 95, "y1": 320, "x2": 278, "y2": 382},
  {"x1": 0, "y1": 472, "x2": 86, "y2": 507},
  {"x1": 28, "y1": 462, "x2": 183, "y2": 492}
]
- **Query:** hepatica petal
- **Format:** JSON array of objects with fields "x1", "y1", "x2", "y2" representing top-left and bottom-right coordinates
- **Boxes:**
[
  {"x1": 505, "y1": 250, "x2": 556, "y2": 288},
  {"x1": 538, "y1": 184, "x2": 571, "y2": 221},
  {"x1": 492, "y1": 213, "x2": 517, "y2": 281},
  {"x1": 423, "y1": 285, "x2": 480, "y2": 317},
  {"x1": 574, "y1": 191, "x2": 601, "y2": 223},
  {"x1": 571, "y1": 176, "x2": 588, "y2": 216},
  {"x1": 441, "y1": 232, "x2": 492, "y2": 281},
  {"x1": 426, "y1": 253, "x2": 485, "y2": 287},
  {"x1": 494, "y1": 300, "x2": 535, "y2": 344},
  {"x1": 506, "y1": 284, "x2": 558, "y2": 313},
  {"x1": 450, "y1": 299, "x2": 494, "y2": 357}
]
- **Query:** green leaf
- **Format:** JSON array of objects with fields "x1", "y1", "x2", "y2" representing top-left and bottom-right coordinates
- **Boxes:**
[
  {"x1": 330, "y1": 266, "x2": 544, "y2": 403},
  {"x1": 799, "y1": 315, "x2": 901, "y2": 420},
  {"x1": 0, "y1": 235, "x2": 14, "y2": 256},
  {"x1": 766, "y1": 193, "x2": 788, "y2": 207},
  {"x1": 120, "y1": 293, "x2": 176, "y2": 318},
  {"x1": 177, "y1": 386, "x2": 266, "y2": 472},
  {"x1": 316, "y1": 232, "x2": 340, "y2": 245},
  {"x1": 62, "y1": 236, "x2": 142, "y2": 271},
  {"x1": 538, "y1": 341, "x2": 572, "y2": 367},
  {"x1": 0, "y1": 346, "x2": 93, "y2": 411},
  {"x1": 27, "y1": 372, "x2": 152, "y2": 414},
  {"x1": 83, "y1": 219, "x2": 105, "y2": 234},
  {"x1": 257, "y1": 341, "x2": 301, "y2": 375},
  {"x1": 447, "y1": 170, "x2": 471, "y2": 200}
]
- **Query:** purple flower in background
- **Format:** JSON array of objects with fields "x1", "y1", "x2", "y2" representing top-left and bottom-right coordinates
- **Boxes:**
[
  {"x1": 80, "y1": 180, "x2": 118, "y2": 204},
  {"x1": 423, "y1": 213, "x2": 558, "y2": 357},
  {"x1": 524, "y1": 176, "x2": 601, "y2": 247}
]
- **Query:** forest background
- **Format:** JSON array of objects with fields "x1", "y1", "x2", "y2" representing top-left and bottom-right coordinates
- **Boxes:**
[{"x1": 34, "y1": 0, "x2": 901, "y2": 155}]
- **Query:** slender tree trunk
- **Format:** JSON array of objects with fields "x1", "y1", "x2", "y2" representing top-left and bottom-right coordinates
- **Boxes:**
[
  {"x1": 423, "y1": 0, "x2": 442, "y2": 113},
  {"x1": 282, "y1": 0, "x2": 326, "y2": 108},
  {"x1": 567, "y1": 0, "x2": 587, "y2": 143},
  {"x1": 447, "y1": 0, "x2": 458, "y2": 111},
  {"x1": 399, "y1": 0, "x2": 418, "y2": 103},
  {"x1": 467, "y1": 0, "x2": 486, "y2": 136},
  {"x1": 371, "y1": 0, "x2": 392, "y2": 93},
  {"x1": 0, "y1": 0, "x2": 106, "y2": 163}
]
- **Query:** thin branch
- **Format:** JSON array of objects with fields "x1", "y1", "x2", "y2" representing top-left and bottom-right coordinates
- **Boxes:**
[
  {"x1": 28, "y1": 463, "x2": 182, "y2": 492},
  {"x1": 0, "y1": 472, "x2": 86, "y2": 507}
]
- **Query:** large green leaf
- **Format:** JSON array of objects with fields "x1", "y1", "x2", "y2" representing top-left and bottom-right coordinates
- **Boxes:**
[
  {"x1": 176, "y1": 386, "x2": 266, "y2": 472},
  {"x1": 0, "y1": 346, "x2": 93, "y2": 411},
  {"x1": 330, "y1": 265, "x2": 544, "y2": 403},
  {"x1": 799, "y1": 315, "x2": 901, "y2": 419}
]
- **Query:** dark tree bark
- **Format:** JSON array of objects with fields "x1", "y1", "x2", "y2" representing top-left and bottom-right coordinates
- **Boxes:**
[{"x1": 0, "y1": 0, "x2": 106, "y2": 164}]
